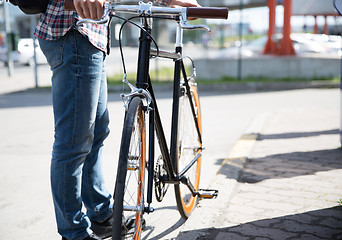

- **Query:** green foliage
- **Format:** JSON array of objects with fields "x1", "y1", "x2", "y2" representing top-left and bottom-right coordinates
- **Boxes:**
[
  {"x1": 197, "y1": 75, "x2": 340, "y2": 83},
  {"x1": 107, "y1": 66, "x2": 193, "y2": 85}
]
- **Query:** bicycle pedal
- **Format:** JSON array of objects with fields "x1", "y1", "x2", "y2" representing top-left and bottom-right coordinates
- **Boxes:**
[{"x1": 197, "y1": 189, "x2": 218, "y2": 199}]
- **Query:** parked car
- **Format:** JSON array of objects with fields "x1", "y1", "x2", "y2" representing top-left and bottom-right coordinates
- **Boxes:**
[
  {"x1": 301, "y1": 33, "x2": 341, "y2": 55},
  {"x1": 290, "y1": 33, "x2": 327, "y2": 54},
  {"x1": 0, "y1": 38, "x2": 47, "y2": 66},
  {"x1": 217, "y1": 33, "x2": 341, "y2": 58}
]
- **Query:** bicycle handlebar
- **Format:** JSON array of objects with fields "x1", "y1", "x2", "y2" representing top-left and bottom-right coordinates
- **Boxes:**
[
  {"x1": 64, "y1": 0, "x2": 229, "y2": 20},
  {"x1": 186, "y1": 7, "x2": 228, "y2": 19}
]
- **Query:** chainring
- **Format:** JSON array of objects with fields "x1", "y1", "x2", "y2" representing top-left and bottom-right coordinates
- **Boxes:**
[{"x1": 154, "y1": 155, "x2": 168, "y2": 202}]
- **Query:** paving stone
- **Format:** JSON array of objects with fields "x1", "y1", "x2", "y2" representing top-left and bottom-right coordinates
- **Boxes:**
[
  {"x1": 332, "y1": 232, "x2": 342, "y2": 239},
  {"x1": 220, "y1": 212, "x2": 266, "y2": 226},
  {"x1": 285, "y1": 197, "x2": 335, "y2": 210},
  {"x1": 226, "y1": 204, "x2": 266, "y2": 215},
  {"x1": 215, "y1": 232, "x2": 250, "y2": 240},
  {"x1": 320, "y1": 216, "x2": 342, "y2": 229},
  {"x1": 302, "y1": 225, "x2": 342, "y2": 239},
  {"x1": 178, "y1": 108, "x2": 342, "y2": 240},
  {"x1": 273, "y1": 219, "x2": 327, "y2": 234},
  {"x1": 228, "y1": 223, "x2": 298, "y2": 239},
  {"x1": 296, "y1": 233, "x2": 326, "y2": 240}
]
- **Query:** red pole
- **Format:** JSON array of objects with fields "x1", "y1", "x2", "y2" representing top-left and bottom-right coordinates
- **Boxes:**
[
  {"x1": 278, "y1": 0, "x2": 296, "y2": 55},
  {"x1": 323, "y1": 15, "x2": 328, "y2": 34},
  {"x1": 314, "y1": 15, "x2": 318, "y2": 34},
  {"x1": 263, "y1": 0, "x2": 277, "y2": 54}
]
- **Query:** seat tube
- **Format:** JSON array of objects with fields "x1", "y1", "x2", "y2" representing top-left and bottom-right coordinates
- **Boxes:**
[
  {"x1": 170, "y1": 23, "x2": 183, "y2": 170},
  {"x1": 136, "y1": 17, "x2": 152, "y2": 89}
]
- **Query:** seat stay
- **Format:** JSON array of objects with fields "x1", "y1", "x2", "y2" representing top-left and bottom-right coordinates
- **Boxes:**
[{"x1": 180, "y1": 61, "x2": 202, "y2": 144}]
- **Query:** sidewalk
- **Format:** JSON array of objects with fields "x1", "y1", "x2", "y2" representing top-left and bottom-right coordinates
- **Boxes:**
[
  {"x1": 1, "y1": 67, "x2": 341, "y2": 239},
  {"x1": 0, "y1": 65, "x2": 52, "y2": 95},
  {"x1": 178, "y1": 109, "x2": 342, "y2": 239}
]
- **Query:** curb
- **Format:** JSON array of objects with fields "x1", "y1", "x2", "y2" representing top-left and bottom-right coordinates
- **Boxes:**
[
  {"x1": 196, "y1": 80, "x2": 339, "y2": 93},
  {"x1": 176, "y1": 113, "x2": 271, "y2": 240},
  {"x1": 0, "y1": 80, "x2": 338, "y2": 96}
]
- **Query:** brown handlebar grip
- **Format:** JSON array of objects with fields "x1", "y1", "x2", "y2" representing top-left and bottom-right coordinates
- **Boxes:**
[
  {"x1": 187, "y1": 7, "x2": 229, "y2": 19},
  {"x1": 64, "y1": 0, "x2": 75, "y2": 11}
]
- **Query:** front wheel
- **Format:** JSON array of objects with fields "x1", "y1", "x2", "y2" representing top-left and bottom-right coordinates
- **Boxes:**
[
  {"x1": 174, "y1": 79, "x2": 202, "y2": 219},
  {"x1": 112, "y1": 97, "x2": 146, "y2": 240}
]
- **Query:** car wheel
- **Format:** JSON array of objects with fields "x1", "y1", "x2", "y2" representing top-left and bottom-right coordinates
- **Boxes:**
[{"x1": 28, "y1": 57, "x2": 35, "y2": 67}]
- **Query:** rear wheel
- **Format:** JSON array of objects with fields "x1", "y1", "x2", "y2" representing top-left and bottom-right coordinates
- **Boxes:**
[
  {"x1": 174, "y1": 79, "x2": 202, "y2": 219},
  {"x1": 112, "y1": 97, "x2": 146, "y2": 240}
]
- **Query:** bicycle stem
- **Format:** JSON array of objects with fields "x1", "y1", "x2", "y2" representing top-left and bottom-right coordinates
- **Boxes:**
[{"x1": 175, "y1": 21, "x2": 184, "y2": 48}]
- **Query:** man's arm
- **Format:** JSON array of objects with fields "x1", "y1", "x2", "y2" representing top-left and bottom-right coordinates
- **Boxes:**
[
  {"x1": 73, "y1": 0, "x2": 106, "y2": 20},
  {"x1": 72, "y1": 0, "x2": 200, "y2": 20},
  {"x1": 169, "y1": 0, "x2": 200, "y2": 7}
]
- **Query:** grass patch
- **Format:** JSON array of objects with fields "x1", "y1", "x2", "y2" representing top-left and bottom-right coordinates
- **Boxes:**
[
  {"x1": 107, "y1": 67, "x2": 340, "y2": 86},
  {"x1": 197, "y1": 75, "x2": 340, "y2": 84},
  {"x1": 107, "y1": 66, "x2": 192, "y2": 85}
]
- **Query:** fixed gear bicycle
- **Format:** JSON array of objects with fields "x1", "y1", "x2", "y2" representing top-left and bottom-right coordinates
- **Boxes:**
[{"x1": 65, "y1": 1, "x2": 228, "y2": 239}]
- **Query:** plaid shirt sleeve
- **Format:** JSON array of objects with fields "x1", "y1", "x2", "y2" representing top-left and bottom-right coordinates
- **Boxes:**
[
  {"x1": 34, "y1": 0, "x2": 171, "y2": 53},
  {"x1": 35, "y1": 0, "x2": 108, "y2": 52}
]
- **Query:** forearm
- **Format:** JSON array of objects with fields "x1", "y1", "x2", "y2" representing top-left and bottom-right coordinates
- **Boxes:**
[
  {"x1": 73, "y1": 0, "x2": 106, "y2": 20},
  {"x1": 153, "y1": 0, "x2": 200, "y2": 7},
  {"x1": 153, "y1": 0, "x2": 172, "y2": 6}
]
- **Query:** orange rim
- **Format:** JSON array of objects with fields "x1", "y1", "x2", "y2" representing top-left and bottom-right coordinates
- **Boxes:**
[
  {"x1": 179, "y1": 85, "x2": 202, "y2": 214},
  {"x1": 133, "y1": 108, "x2": 145, "y2": 240}
]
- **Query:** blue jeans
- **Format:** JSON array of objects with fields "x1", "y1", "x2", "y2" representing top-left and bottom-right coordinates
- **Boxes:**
[{"x1": 39, "y1": 29, "x2": 112, "y2": 240}]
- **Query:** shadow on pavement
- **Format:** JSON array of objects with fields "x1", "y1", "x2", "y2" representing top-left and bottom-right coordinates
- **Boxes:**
[
  {"x1": 1, "y1": 82, "x2": 305, "y2": 109},
  {"x1": 238, "y1": 147, "x2": 342, "y2": 184},
  {"x1": 179, "y1": 206, "x2": 342, "y2": 239},
  {"x1": 212, "y1": 129, "x2": 342, "y2": 184},
  {"x1": 0, "y1": 85, "x2": 178, "y2": 109},
  {"x1": 0, "y1": 89, "x2": 53, "y2": 108},
  {"x1": 258, "y1": 129, "x2": 339, "y2": 140},
  {"x1": 0, "y1": 88, "x2": 123, "y2": 108}
]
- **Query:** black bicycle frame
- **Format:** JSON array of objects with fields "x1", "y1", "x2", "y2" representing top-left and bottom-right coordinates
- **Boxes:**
[{"x1": 133, "y1": 17, "x2": 202, "y2": 209}]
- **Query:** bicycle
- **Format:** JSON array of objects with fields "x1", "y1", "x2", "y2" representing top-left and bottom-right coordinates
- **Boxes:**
[{"x1": 65, "y1": 1, "x2": 228, "y2": 239}]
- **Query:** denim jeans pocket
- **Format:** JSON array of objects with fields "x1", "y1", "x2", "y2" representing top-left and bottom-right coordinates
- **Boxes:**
[{"x1": 38, "y1": 37, "x2": 65, "y2": 68}]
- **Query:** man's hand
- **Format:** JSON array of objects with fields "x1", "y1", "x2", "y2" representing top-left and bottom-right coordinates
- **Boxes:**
[
  {"x1": 169, "y1": 0, "x2": 200, "y2": 7},
  {"x1": 74, "y1": 0, "x2": 105, "y2": 20}
]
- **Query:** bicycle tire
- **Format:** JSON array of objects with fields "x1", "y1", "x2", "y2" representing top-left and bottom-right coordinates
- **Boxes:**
[
  {"x1": 174, "y1": 79, "x2": 202, "y2": 219},
  {"x1": 112, "y1": 97, "x2": 146, "y2": 240}
]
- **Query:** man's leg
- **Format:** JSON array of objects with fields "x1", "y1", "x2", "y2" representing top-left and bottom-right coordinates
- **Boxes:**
[
  {"x1": 39, "y1": 30, "x2": 111, "y2": 240},
  {"x1": 81, "y1": 48, "x2": 112, "y2": 222}
]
